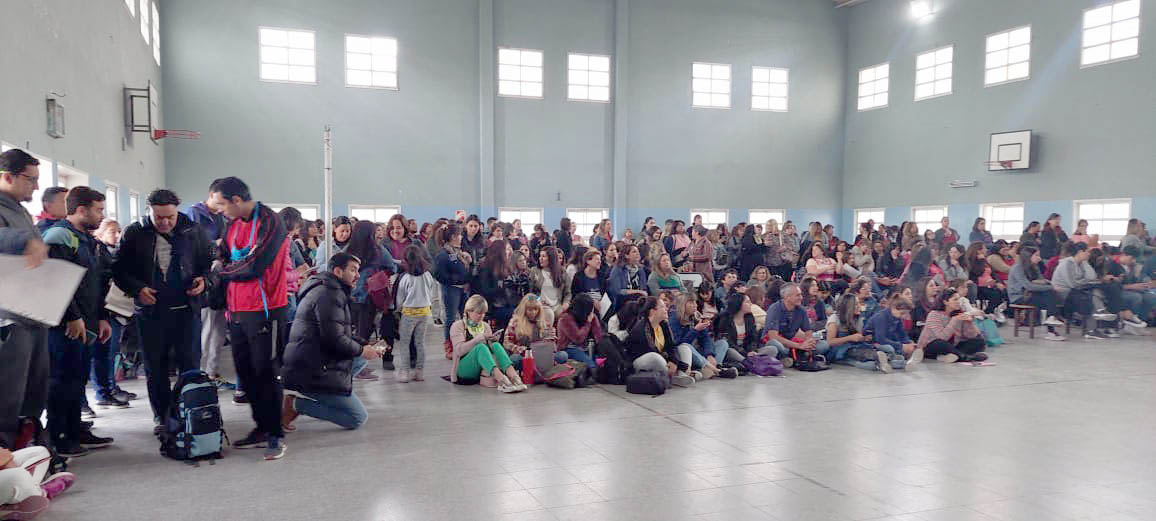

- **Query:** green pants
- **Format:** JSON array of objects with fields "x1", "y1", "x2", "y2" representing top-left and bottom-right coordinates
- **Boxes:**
[{"x1": 457, "y1": 342, "x2": 513, "y2": 379}]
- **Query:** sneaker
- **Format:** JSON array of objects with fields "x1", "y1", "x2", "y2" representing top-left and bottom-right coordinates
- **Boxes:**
[
  {"x1": 355, "y1": 368, "x2": 380, "y2": 381},
  {"x1": 0, "y1": 493, "x2": 50, "y2": 520},
  {"x1": 1102, "y1": 328, "x2": 1121, "y2": 338},
  {"x1": 232, "y1": 391, "x2": 250, "y2": 405},
  {"x1": 1043, "y1": 316, "x2": 1065, "y2": 327},
  {"x1": 1124, "y1": 323, "x2": 1152, "y2": 336},
  {"x1": 993, "y1": 310, "x2": 1008, "y2": 324},
  {"x1": 112, "y1": 386, "x2": 138, "y2": 400},
  {"x1": 233, "y1": 430, "x2": 268, "y2": 449},
  {"x1": 781, "y1": 357, "x2": 794, "y2": 369},
  {"x1": 281, "y1": 395, "x2": 299, "y2": 433},
  {"x1": 497, "y1": 382, "x2": 523, "y2": 393},
  {"x1": 1044, "y1": 331, "x2": 1067, "y2": 341},
  {"x1": 1092, "y1": 311, "x2": 1118, "y2": 322},
  {"x1": 1085, "y1": 330, "x2": 1108, "y2": 340},
  {"x1": 79, "y1": 420, "x2": 94, "y2": 430},
  {"x1": 718, "y1": 367, "x2": 739, "y2": 379},
  {"x1": 411, "y1": 368, "x2": 424, "y2": 382},
  {"x1": 54, "y1": 441, "x2": 89, "y2": 458},
  {"x1": 671, "y1": 373, "x2": 695, "y2": 387},
  {"x1": 1122, "y1": 316, "x2": 1148, "y2": 328},
  {"x1": 941, "y1": 353, "x2": 960, "y2": 364},
  {"x1": 395, "y1": 368, "x2": 409, "y2": 383},
  {"x1": 40, "y1": 472, "x2": 76, "y2": 499},
  {"x1": 263, "y1": 436, "x2": 286, "y2": 461},
  {"x1": 212, "y1": 378, "x2": 237, "y2": 391},
  {"x1": 76, "y1": 430, "x2": 114, "y2": 448},
  {"x1": 907, "y1": 348, "x2": 924, "y2": 367},
  {"x1": 382, "y1": 356, "x2": 395, "y2": 371},
  {"x1": 94, "y1": 395, "x2": 130, "y2": 409},
  {"x1": 689, "y1": 370, "x2": 704, "y2": 382},
  {"x1": 875, "y1": 351, "x2": 892, "y2": 373},
  {"x1": 80, "y1": 403, "x2": 96, "y2": 419}
]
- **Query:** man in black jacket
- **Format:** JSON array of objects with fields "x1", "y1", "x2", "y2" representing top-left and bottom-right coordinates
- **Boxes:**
[
  {"x1": 112, "y1": 189, "x2": 212, "y2": 428},
  {"x1": 281, "y1": 252, "x2": 381, "y2": 432},
  {"x1": 42, "y1": 187, "x2": 114, "y2": 456}
]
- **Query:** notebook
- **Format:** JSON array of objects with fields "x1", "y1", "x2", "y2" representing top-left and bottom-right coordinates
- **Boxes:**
[{"x1": 0, "y1": 254, "x2": 86, "y2": 327}]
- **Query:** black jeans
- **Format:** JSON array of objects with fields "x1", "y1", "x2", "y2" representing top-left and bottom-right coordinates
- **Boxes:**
[
  {"x1": 1014, "y1": 291, "x2": 1059, "y2": 317},
  {"x1": 229, "y1": 308, "x2": 286, "y2": 438},
  {"x1": 46, "y1": 329, "x2": 87, "y2": 444},
  {"x1": 0, "y1": 324, "x2": 49, "y2": 443},
  {"x1": 924, "y1": 338, "x2": 985, "y2": 359},
  {"x1": 1062, "y1": 289, "x2": 1094, "y2": 318},
  {"x1": 976, "y1": 286, "x2": 1007, "y2": 313},
  {"x1": 138, "y1": 306, "x2": 200, "y2": 422}
]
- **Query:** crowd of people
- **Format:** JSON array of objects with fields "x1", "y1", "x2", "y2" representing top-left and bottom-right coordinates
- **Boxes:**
[{"x1": 2, "y1": 145, "x2": 1154, "y2": 518}]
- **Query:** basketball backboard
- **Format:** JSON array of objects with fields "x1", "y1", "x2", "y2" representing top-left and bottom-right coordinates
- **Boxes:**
[{"x1": 988, "y1": 130, "x2": 1031, "y2": 171}]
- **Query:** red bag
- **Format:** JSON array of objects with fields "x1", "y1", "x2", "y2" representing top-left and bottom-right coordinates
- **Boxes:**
[
  {"x1": 367, "y1": 269, "x2": 394, "y2": 312},
  {"x1": 521, "y1": 348, "x2": 536, "y2": 386}
]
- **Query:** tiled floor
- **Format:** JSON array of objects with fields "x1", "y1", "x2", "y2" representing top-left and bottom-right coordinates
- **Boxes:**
[{"x1": 38, "y1": 327, "x2": 1156, "y2": 521}]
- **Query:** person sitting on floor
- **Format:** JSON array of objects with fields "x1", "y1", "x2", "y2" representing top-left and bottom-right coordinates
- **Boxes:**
[
  {"x1": 626, "y1": 297, "x2": 695, "y2": 387},
  {"x1": 0, "y1": 446, "x2": 75, "y2": 521},
  {"x1": 450, "y1": 295, "x2": 527, "y2": 393},
  {"x1": 916, "y1": 287, "x2": 988, "y2": 364}
]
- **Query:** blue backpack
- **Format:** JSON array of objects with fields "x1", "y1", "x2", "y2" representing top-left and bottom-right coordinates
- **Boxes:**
[{"x1": 159, "y1": 370, "x2": 226, "y2": 463}]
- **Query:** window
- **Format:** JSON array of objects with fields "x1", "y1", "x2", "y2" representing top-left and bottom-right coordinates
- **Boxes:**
[
  {"x1": 567, "y1": 53, "x2": 611, "y2": 102},
  {"x1": 125, "y1": 0, "x2": 135, "y2": 17},
  {"x1": 750, "y1": 67, "x2": 788, "y2": 112},
  {"x1": 349, "y1": 205, "x2": 400, "y2": 223},
  {"x1": 691, "y1": 62, "x2": 731, "y2": 109},
  {"x1": 857, "y1": 62, "x2": 889, "y2": 111},
  {"x1": 690, "y1": 209, "x2": 728, "y2": 230},
  {"x1": 915, "y1": 45, "x2": 953, "y2": 100},
  {"x1": 1075, "y1": 199, "x2": 1131, "y2": 243},
  {"x1": 139, "y1": 0, "x2": 150, "y2": 43},
  {"x1": 749, "y1": 209, "x2": 786, "y2": 227},
  {"x1": 985, "y1": 26, "x2": 1031, "y2": 86},
  {"x1": 104, "y1": 183, "x2": 120, "y2": 222},
  {"x1": 980, "y1": 203, "x2": 1024, "y2": 241},
  {"x1": 56, "y1": 165, "x2": 88, "y2": 190},
  {"x1": 345, "y1": 35, "x2": 398, "y2": 89},
  {"x1": 499, "y1": 208, "x2": 543, "y2": 233},
  {"x1": 568, "y1": 208, "x2": 609, "y2": 237},
  {"x1": 267, "y1": 204, "x2": 320, "y2": 221},
  {"x1": 855, "y1": 208, "x2": 886, "y2": 227},
  {"x1": 497, "y1": 48, "x2": 544, "y2": 99},
  {"x1": 911, "y1": 206, "x2": 948, "y2": 235},
  {"x1": 151, "y1": 2, "x2": 160, "y2": 65},
  {"x1": 1082, "y1": 0, "x2": 1141, "y2": 67},
  {"x1": 259, "y1": 27, "x2": 316, "y2": 84},
  {"x1": 129, "y1": 191, "x2": 141, "y2": 224}
]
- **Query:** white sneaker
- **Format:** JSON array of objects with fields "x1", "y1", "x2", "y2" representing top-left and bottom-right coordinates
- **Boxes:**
[
  {"x1": 1122, "y1": 316, "x2": 1148, "y2": 328},
  {"x1": 875, "y1": 351, "x2": 892, "y2": 373},
  {"x1": 1043, "y1": 316, "x2": 1065, "y2": 327},
  {"x1": 941, "y1": 353, "x2": 960, "y2": 364},
  {"x1": 672, "y1": 373, "x2": 695, "y2": 387},
  {"x1": 907, "y1": 348, "x2": 924, "y2": 367},
  {"x1": 993, "y1": 310, "x2": 1008, "y2": 324},
  {"x1": 1044, "y1": 331, "x2": 1067, "y2": 341},
  {"x1": 396, "y1": 369, "x2": 410, "y2": 383},
  {"x1": 1124, "y1": 323, "x2": 1152, "y2": 336},
  {"x1": 689, "y1": 370, "x2": 704, "y2": 382}
]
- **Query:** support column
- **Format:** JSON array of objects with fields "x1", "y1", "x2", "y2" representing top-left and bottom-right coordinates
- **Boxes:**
[
  {"x1": 611, "y1": 0, "x2": 629, "y2": 235},
  {"x1": 478, "y1": 0, "x2": 496, "y2": 217}
]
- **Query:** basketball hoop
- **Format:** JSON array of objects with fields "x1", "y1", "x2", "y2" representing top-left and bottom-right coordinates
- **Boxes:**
[
  {"x1": 984, "y1": 160, "x2": 1015, "y2": 170},
  {"x1": 152, "y1": 129, "x2": 201, "y2": 141}
]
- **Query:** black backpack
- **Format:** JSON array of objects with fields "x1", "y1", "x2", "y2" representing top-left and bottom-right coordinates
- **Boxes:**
[
  {"x1": 158, "y1": 370, "x2": 227, "y2": 463},
  {"x1": 594, "y1": 337, "x2": 630, "y2": 385}
]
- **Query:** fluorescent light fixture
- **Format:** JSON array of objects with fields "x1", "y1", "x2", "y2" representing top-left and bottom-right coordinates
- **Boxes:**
[{"x1": 910, "y1": 0, "x2": 933, "y2": 19}]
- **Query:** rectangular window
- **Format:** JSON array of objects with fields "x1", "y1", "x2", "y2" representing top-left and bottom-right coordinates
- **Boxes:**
[
  {"x1": 1075, "y1": 199, "x2": 1132, "y2": 243},
  {"x1": 749, "y1": 209, "x2": 786, "y2": 227},
  {"x1": 151, "y1": 2, "x2": 160, "y2": 65},
  {"x1": 985, "y1": 26, "x2": 1031, "y2": 86},
  {"x1": 499, "y1": 208, "x2": 543, "y2": 234},
  {"x1": 266, "y1": 204, "x2": 320, "y2": 221},
  {"x1": 567, "y1": 53, "x2": 611, "y2": 102},
  {"x1": 139, "y1": 0, "x2": 150, "y2": 43},
  {"x1": 125, "y1": 0, "x2": 135, "y2": 17},
  {"x1": 980, "y1": 203, "x2": 1024, "y2": 241},
  {"x1": 915, "y1": 45, "x2": 953, "y2": 100},
  {"x1": 691, "y1": 62, "x2": 731, "y2": 109},
  {"x1": 1082, "y1": 0, "x2": 1141, "y2": 67},
  {"x1": 857, "y1": 62, "x2": 889, "y2": 111},
  {"x1": 568, "y1": 208, "x2": 610, "y2": 237},
  {"x1": 751, "y1": 67, "x2": 788, "y2": 112},
  {"x1": 855, "y1": 208, "x2": 886, "y2": 227},
  {"x1": 345, "y1": 35, "x2": 398, "y2": 89},
  {"x1": 690, "y1": 209, "x2": 728, "y2": 230},
  {"x1": 259, "y1": 27, "x2": 316, "y2": 84},
  {"x1": 911, "y1": 206, "x2": 948, "y2": 235},
  {"x1": 129, "y1": 191, "x2": 141, "y2": 224},
  {"x1": 497, "y1": 48, "x2": 544, "y2": 99},
  {"x1": 104, "y1": 183, "x2": 120, "y2": 222},
  {"x1": 349, "y1": 205, "x2": 400, "y2": 223}
]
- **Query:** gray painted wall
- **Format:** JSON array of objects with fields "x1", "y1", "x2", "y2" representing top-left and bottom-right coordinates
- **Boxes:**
[
  {"x1": 842, "y1": 0, "x2": 1156, "y2": 209},
  {"x1": 0, "y1": 0, "x2": 164, "y2": 219}
]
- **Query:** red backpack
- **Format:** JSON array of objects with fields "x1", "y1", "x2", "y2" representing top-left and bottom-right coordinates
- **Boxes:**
[{"x1": 366, "y1": 269, "x2": 396, "y2": 312}]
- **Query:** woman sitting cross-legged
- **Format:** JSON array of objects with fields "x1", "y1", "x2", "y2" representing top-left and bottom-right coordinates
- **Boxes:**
[
  {"x1": 450, "y1": 295, "x2": 528, "y2": 393},
  {"x1": 503, "y1": 294, "x2": 557, "y2": 366},
  {"x1": 554, "y1": 293, "x2": 604, "y2": 369},
  {"x1": 626, "y1": 297, "x2": 696, "y2": 387},
  {"x1": 716, "y1": 292, "x2": 792, "y2": 366},
  {"x1": 916, "y1": 287, "x2": 989, "y2": 364},
  {"x1": 668, "y1": 292, "x2": 742, "y2": 376},
  {"x1": 863, "y1": 293, "x2": 923, "y2": 364},
  {"x1": 826, "y1": 292, "x2": 907, "y2": 373}
]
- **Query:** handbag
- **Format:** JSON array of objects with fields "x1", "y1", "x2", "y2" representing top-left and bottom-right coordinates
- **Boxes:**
[{"x1": 626, "y1": 371, "x2": 668, "y2": 395}]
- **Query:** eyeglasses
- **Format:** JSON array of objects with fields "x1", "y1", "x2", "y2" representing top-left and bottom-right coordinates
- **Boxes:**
[{"x1": 6, "y1": 172, "x2": 39, "y2": 185}]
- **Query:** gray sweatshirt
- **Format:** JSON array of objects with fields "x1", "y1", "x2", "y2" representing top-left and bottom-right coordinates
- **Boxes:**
[
  {"x1": 1050, "y1": 256, "x2": 1097, "y2": 299},
  {"x1": 1008, "y1": 263, "x2": 1054, "y2": 303},
  {"x1": 395, "y1": 272, "x2": 436, "y2": 310}
]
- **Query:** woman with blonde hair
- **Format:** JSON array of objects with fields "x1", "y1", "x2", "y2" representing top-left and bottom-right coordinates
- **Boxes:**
[
  {"x1": 450, "y1": 295, "x2": 527, "y2": 392},
  {"x1": 504, "y1": 294, "x2": 556, "y2": 362}
]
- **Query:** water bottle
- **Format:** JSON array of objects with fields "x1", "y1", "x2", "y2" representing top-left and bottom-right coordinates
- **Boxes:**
[{"x1": 521, "y1": 343, "x2": 536, "y2": 385}]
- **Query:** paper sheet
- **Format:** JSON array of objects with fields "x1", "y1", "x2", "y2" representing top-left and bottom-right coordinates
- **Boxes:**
[{"x1": 0, "y1": 254, "x2": 86, "y2": 326}]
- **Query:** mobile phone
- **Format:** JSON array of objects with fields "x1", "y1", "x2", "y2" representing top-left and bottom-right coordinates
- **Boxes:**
[{"x1": 492, "y1": 328, "x2": 505, "y2": 338}]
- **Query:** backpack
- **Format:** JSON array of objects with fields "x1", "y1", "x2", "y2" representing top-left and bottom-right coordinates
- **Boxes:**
[
  {"x1": 791, "y1": 349, "x2": 830, "y2": 372},
  {"x1": 741, "y1": 354, "x2": 784, "y2": 377},
  {"x1": 158, "y1": 370, "x2": 226, "y2": 462},
  {"x1": 594, "y1": 337, "x2": 630, "y2": 385},
  {"x1": 626, "y1": 371, "x2": 669, "y2": 395},
  {"x1": 542, "y1": 363, "x2": 578, "y2": 389},
  {"x1": 367, "y1": 269, "x2": 397, "y2": 312}
]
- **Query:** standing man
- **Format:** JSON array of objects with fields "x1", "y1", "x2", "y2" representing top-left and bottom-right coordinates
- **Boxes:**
[
  {"x1": 934, "y1": 217, "x2": 959, "y2": 249},
  {"x1": 34, "y1": 187, "x2": 68, "y2": 234},
  {"x1": 210, "y1": 177, "x2": 291, "y2": 461},
  {"x1": 42, "y1": 187, "x2": 114, "y2": 456},
  {"x1": 0, "y1": 149, "x2": 50, "y2": 449},
  {"x1": 113, "y1": 189, "x2": 212, "y2": 430},
  {"x1": 187, "y1": 182, "x2": 236, "y2": 391}
]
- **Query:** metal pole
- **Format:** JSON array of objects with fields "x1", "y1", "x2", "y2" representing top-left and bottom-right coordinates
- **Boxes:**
[{"x1": 323, "y1": 125, "x2": 333, "y2": 261}]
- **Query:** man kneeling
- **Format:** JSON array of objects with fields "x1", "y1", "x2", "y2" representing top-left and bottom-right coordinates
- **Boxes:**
[{"x1": 281, "y1": 252, "x2": 383, "y2": 431}]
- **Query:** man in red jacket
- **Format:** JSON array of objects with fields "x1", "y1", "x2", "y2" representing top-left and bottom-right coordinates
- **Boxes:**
[{"x1": 210, "y1": 177, "x2": 290, "y2": 461}]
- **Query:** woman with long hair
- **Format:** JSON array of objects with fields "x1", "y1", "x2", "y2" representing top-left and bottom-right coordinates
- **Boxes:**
[
  {"x1": 647, "y1": 253, "x2": 682, "y2": 295},
  {"x1": 643, "y1": 226, "x2": 665, "y2": 270},
  {"x1": 970, "y1": 217, "x2": 994, "y2": 248},
  {"x1": 625, "y1": 297, "x2": 696, "y2": 387},
  {"x1": 916, "y1": 287, "x2": 988, "y2": 363},
  {"x1": 738, "y1": 224, "x2": 767, "y2": 281},
  {"x1": 315, "y1": 215, "x2": 353, "y2": 271},
  {"x1": 663, "y1": 220, "x2": 691, "y2": 268},
  {"x1": 1019, "y1": 221, "x2": 1041, "y2": 248},
  {"x1": 554, "y1": 217, "x2": 574, "y2": 259},
  {"x1": 474, "y1": 240, "x2": 519, "y2": 330},
  {"x1": 688, "y1": 225, "x2": 714, "y2": 281},
  {"x1": 462, "y1": 216, "x2": 487, "y2": 268},
  {"x1": 714, "y1": 291, "x2": 790, "y2": 363},
  {"x1": 571, "y1": 249, "x2": 606, "y2": 315},
  {"x1": 669, "y1": 292, "x2": 742, "y2": 372},
  {"x1": 529, "y1": 246, "x2": 570, "y2": 318},
  {"x1": 554, "y1": 293, "x2": 604, "y2": 369},
  {"x1": 345, "y1": 220, "x2": 399, "y2": 373},
  {"x1": 966, "y1": 241, "x2": 1008, "y2": 318},
  {"x1": 1040, "y1": 213, "x2": 1068, "y2": 260},
  {"x1": 1008, "y1": 245, "x2": 1066, "y2": 340},
  {"x1": 827, "y1": 292, "x2": 904, "y2": 372},
  {"x1": 504, "y1": 294, "x2": 556, "y2": 363},
  {"x1": 901, "y1": 222, "x2": 921, "y2": 252},
  {"x1": 434, "y1": 223, "x2": 474, "y2": 349},
  {"x1": 383, "y1": 214, "x2": 411, "y2": 262},
  {"x1": 450, "y1": 295, "x2": 527, "y2": 392},
  {"x1": 608, "y1": 243, "x2": 648, "y2": 311}
]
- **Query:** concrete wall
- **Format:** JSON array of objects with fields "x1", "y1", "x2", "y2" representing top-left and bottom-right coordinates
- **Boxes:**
[{"x1": 0, "y1": 0, "x2": 164, "y2": 221}]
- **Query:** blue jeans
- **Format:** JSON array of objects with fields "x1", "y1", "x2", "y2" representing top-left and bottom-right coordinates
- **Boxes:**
[
  {"x1": 562, "y1": 346, "x2": 597, "y2": 369},
  {"x1": 442, "y1": 286, "x2": 466, "y2": 341},
  {"x1": 90, "y1": 319, "x2": 122, "y2": 398},
  {"x1": 294, "y1": 355, "x2": 369, "y2": 431}
]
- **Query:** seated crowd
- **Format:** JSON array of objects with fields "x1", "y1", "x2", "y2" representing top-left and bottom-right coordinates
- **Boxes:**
[{"x1": 1, "y1": 148, "x2": 1154, "y2": 518}]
